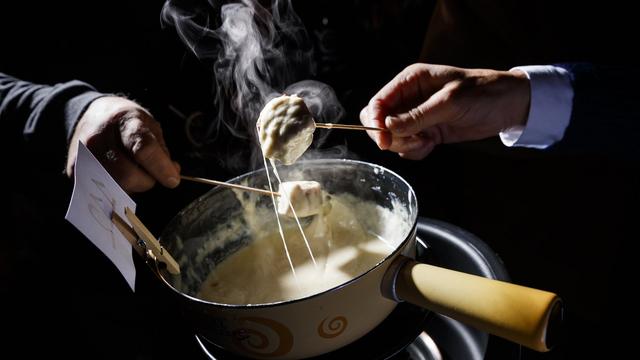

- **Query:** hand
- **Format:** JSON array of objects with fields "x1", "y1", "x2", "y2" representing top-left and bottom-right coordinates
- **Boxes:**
[
  {"x1": 66, "y1": 96, "x2": 181, "y2": 193},
  {"x1": 360, "y1": 63, "x2": 530, "y2": 159}
]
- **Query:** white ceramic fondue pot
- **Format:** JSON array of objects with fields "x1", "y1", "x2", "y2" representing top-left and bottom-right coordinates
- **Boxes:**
[{"x1": 155, "y1": 159, "x2": 561, "y2": 359}]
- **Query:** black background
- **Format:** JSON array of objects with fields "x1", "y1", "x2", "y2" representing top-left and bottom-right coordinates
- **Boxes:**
[{"x1": 3, "y1": 1, "x2": 639, "y2": 359}]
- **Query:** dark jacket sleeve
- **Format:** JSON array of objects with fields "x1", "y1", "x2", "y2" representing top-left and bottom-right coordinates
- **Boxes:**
[
  {"x1": 553, "y1": 64, "x2": 640, "y2": 157},
  {"x1": 1, "y1": 72, "x2": 105, "y2": 170}
]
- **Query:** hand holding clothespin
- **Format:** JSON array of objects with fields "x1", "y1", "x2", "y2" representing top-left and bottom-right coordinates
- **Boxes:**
[{"x1": 112, "y1": 207, "x2": 180, "y2": 275}]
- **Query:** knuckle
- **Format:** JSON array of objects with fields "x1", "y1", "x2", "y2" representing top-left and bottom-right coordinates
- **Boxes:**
[
  {"x1": 439, "y1": 81, "x2": 463, "y2": 109},
  {"x1": 404, "y1": 63, "x2": 428, "y2": 79},
  {"x1": 121, "y1": 121, "x2": 155, "y2": 157},
  {"x1": 119, "y1": 116, "x2": 142, "y2": 137},
  {"x1": 408, "y1": 107, "x2": 425, "y2": 123},
  {"x1": 131, "y1": 135, "x2": 157, "y2": 162},
  {"x1": 404, "y1": 63, "x2": 423, "y2": 74},
  {"x1": 370, "y1": 97, "x2": 385, "y2": 110}
]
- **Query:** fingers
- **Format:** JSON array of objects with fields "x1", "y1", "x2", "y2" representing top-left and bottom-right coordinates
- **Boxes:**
[
  {"x1": 387, "y1": 130, "x2": 438, "y2": 161},
  {"x1": 119, "y1": 114, "x2": 181, "y2": 189},
  {"x1": 67, "y1": 96, "x2": 182, "y2": 192},
  {"x1": 359, "y1": 65, "x2": 430, "y2": 150},
  {"x1": 361, "y1": 64, "x2": 462, "y2": 150},
  {"x1": 387, "y1": 134, "x2": 430, "y2": 154},
  {"x1": 66, "y1": 139, "x2": 80, "y2": 178},
  {"x1": 360, "y1": 86, "x2": 449, "y2": 157},
  {"x1": 385, "y1": 83, "x2": 458, "y2": 137},
  {"x1": 370, "y1": 64, "x2": 439, "y2": 110},
  {"x1": 102, "y1": 148, "x2": 156, "y2": 193},
  {"x1": 398, "y1": 139, "x2": 436, "y2": 160},
  {"x1": 360, "y1": 104, "x2": 391, "y2": 150}
]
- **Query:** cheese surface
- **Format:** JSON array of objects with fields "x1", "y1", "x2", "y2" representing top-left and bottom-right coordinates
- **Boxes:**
[{"x1": 197, "y1": 193, "x2": 409, "y2": 305}]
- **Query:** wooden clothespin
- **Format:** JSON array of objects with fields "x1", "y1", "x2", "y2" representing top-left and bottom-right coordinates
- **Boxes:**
[{"x1": 111, "y1": 207, "x2": 180, "y2": 275}]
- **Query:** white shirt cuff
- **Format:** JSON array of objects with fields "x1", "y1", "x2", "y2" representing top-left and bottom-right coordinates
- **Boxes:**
[{"x1": 499, "y1": 65, "x2": 574, "y2": 149}]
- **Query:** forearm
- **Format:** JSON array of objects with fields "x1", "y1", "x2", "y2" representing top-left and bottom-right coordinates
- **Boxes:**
[
  {"x1": 1, "y1": 72, "x2": 105, "y2": 168},
  {"x1": 499, "y1": 63, "x2": 640, "y2": 157},
  {"x1": 555, "y1": 64, "x2": 640, "y2": 157}
]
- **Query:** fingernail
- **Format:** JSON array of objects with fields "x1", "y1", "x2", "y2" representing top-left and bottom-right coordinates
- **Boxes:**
[
  {"x1": 167, "y1": 176, "x2": 180, "y2": 188},
  {"x1": 385, "y1": 115, "x2": 403, "y2": 131}
]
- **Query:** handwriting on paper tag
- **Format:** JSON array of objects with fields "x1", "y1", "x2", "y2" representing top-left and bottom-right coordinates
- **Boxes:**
[{"x1": 65, "y1": 142, "x2": 137, "y2": 291}]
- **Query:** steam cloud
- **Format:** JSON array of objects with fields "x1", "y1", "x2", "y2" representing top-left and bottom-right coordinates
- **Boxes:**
[{"x1": 161, "y1": 0, "x2": 345, "y2": 169}]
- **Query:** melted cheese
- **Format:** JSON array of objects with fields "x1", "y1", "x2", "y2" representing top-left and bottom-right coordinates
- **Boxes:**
[{"x1": 197, "y1": 194, "x2": 405, "y2": 305}]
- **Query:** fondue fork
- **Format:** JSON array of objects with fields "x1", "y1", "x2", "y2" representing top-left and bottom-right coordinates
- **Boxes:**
[
  {"x1": 257, "y1": 122, "x2": 387, "y2": 132},
  {"x1": 314, "y1": 123, "x2": 387, "y2": 131},
  {"x1": 180, "y1": 175, "x2": 279, "y2": 196}
]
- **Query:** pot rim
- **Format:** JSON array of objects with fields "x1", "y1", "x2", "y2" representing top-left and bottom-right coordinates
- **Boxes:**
[{"x1": 157, "y1": 158, "x2": 418, "y2": 309}]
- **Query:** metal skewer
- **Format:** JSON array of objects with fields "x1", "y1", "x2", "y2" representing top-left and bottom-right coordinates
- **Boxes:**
[
  {"x1": 180, "y1": 175, "x2": 279, "y2": 196},
  {"x1": 314, "y1": 123, "x2": 387, "y2": 131}
]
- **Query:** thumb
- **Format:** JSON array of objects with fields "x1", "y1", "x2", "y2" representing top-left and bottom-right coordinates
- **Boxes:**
[
  {"x1": 360, "y1": 101, "x2": 392, "y2": 150},
  {"x1": 385, "y1": 87, "x2": 456, "y2": 137}
]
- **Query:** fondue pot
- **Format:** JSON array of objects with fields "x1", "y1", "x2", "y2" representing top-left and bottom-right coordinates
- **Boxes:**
[{"x1": 154, "y1": 159, "x2": 561, "y2": 359}]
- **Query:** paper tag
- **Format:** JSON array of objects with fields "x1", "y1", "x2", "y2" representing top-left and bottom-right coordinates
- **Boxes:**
[{"x1": 65, "y1": 142, "x2": 137, "y2": 291}]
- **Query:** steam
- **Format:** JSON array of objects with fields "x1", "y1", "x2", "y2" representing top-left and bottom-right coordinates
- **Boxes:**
[{"x1": 161, "y1": 0, "x2": 345, "y2": 169}]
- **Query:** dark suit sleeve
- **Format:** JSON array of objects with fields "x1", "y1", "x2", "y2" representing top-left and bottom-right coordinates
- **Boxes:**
[
  {"x1": 553, "y1": 64, "x2": 640, "y2": 157},
  {"x1": 1, "y1": 72, "x2": 105, "y2": 170}
]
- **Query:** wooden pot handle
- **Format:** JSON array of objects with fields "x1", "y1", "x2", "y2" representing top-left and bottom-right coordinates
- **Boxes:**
[{"x1": 392, "y1": 257, "x2": 562, "y2": 352}]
